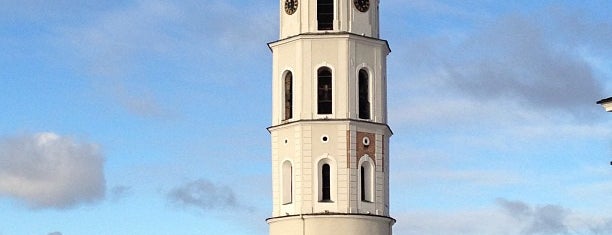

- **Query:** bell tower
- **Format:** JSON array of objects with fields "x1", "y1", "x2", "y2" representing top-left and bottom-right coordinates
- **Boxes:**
[{"x1": 267, "y1": 0, "x2": 394, "y2": 234}]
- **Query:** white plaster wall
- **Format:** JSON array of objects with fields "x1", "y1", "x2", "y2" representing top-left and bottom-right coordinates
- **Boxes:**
[
  {"x1": 270, "y1": 121, "x2": 391, "y2": 217},
  {"x1": 270, "y1": 2, "x2": 393, "y2": 234},
  {"x1": 270, "y1": 34, "x2": 389, "y2": 126},
  {"x1": 268, "y1": 214, "x2": 394, "y2": 235},
  {"x1": 279, "y1": 0, "x2": 381, "y2": 39}
]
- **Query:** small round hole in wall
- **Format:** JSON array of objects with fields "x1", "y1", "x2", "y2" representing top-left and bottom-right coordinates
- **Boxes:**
[
  {"x1": 284, "y1": 138, "x2": 288, "y2": 144},
  {"x1": 321, "y1": 135, "x2": 329, "y2": 143},
  {"x1": 362, "y1": 137, "x2": 370, "y2": 146}
]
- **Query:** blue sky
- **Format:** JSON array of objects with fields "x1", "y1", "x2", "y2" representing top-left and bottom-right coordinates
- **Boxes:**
[{"x1": 1, "y1": 0, "x2": 611, "y2": 234}]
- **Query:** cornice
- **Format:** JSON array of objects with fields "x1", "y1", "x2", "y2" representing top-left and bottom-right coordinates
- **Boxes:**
[
  {"x1": 267, "y1": 118, "x2": 393, "y2": 135},
  {"x1": 268, "y1": 32, "x2": 391, "y2": 53},
  {"x1": 266, "y1": 212, "x2": 396, "y2": 224}
]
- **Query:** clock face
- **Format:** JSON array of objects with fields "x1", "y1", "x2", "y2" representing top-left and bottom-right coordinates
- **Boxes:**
[
  {"x1": 285, "y1": 0, "x2": 298, "y2": 15},
  {"x1": 354, "y1": 0, "x2": 370, "y2": 12}
]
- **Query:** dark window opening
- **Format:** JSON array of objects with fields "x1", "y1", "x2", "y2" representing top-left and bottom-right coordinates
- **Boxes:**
[
  {"x1": 358, "y1": 69, "x2": 370, "y2": 119},
  {"x1": 284, "y1": 72, "x2": 293, "y2": 120},
  {"x1": 317, "y1": 0, "x2": 333, "y2": 30},
  {"x1": 318, "y1": 68, "x2": 332, "y2": 114},
  {"x1": 361, "y1": 166, "x2": 366, "y2": 201},
  {"x1": 322, "y1": 164, "x2": 331, "y2": 201}
]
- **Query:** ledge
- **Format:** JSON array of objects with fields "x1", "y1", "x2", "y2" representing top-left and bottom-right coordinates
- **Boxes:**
[
  {"x1": 268, "y1": 32, "x2": 391, "y2": 53},
  {"x1": 266, "y1": 212, "x2": 395, "y2": 223},
  {"x1": 266, "y1": 118, "x2": 393, "y2": 135}
]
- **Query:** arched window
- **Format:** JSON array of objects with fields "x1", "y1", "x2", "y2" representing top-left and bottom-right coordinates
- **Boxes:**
[
  {"x1": 321, "y1": 163, "x2": 331, "y2": 201},
  {"x1": 358, "y1": 69, "x2": 370, "y2": 119},
  {"x1": 282, "y1": 161, "x2": 293, "y2": 204},
  {"x1": 318, "y1": 68, "x2": 332, "y2": 114},
  {"x1": 317, "y1": 0, "x2": 333, "y2": 30},
  {"x1": 360, "y1": 161, "x2": 373, "y2": 202},
  {"x1": 284, "y1": 72, "x2": 293, "y2": 120}
]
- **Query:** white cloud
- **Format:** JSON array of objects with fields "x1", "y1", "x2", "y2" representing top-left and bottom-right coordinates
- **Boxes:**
[{"x1": 0, "y1": 132, "x2": 105, "y2": 209}]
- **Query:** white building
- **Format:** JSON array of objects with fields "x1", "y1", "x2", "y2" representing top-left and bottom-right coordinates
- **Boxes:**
[{"x1": 267, "y1": 0, "x2": 395, "y2": 234}]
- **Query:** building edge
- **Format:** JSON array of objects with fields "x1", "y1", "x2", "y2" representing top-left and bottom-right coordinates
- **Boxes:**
[{"x1": 267, "y1": 213, "x2": 395, "y2": 235}]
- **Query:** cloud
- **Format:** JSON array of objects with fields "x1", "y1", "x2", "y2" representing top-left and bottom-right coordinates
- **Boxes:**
[
  {"x1": 497, "y1": 198, "x2": 532, "y2": 219},
  {"x1": 392, "y1": 6, "x2": 611, "y2": 126},
  {"x1": 0, "y1": 132, "x2": 105, "y2": 209},
  {"x1": 109, "y1": 185, "x2": 132, "y2": 201},
  {"x1": 58, "y1": 0, "x2": 276, "y2": 117},
  {"x1": 167, "y1": 179, "x2": 246, "y2": 212},
  {"x1": 395, "y1": 198, "x2": 612, "y2": 235},
  {"x1": 589, "y1": 220, "x2": 612, "y2": 235},
  {"x1": 48, "y1": 232, "x2": 62, "y2": 235},
  {"x1": 99, "y1": 79, "x2": 167, "y2": 118},
  {"x1": 497, "y1": 198, "x2": 569, "y2": 235},
  {"x1": 445, "y1": 14, "x2": 603, "y2": 117},
  {"x1": 395, "y1": 207, "x2": 515, "y2": 235}
]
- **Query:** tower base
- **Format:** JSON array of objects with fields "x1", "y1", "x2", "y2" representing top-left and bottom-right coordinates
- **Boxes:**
[{"x1": 267, "y1": 213, "x2": 395, "y2": 235}]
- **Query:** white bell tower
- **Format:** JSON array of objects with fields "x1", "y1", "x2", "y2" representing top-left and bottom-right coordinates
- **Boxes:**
[{"x1": 267, "y1": 0, "x2": 394, "y2": 234}]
